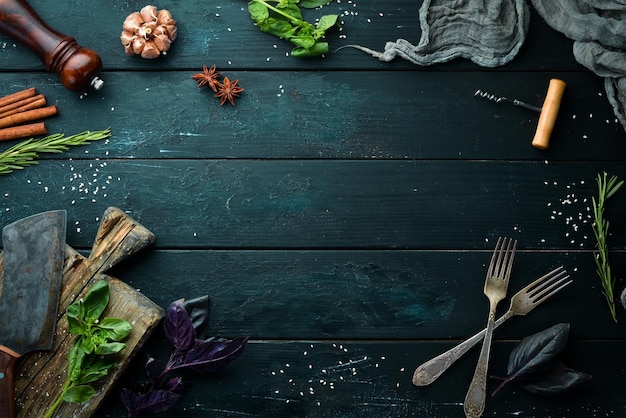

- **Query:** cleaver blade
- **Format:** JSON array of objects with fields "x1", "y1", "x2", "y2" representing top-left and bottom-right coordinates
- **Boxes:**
[{"x1": 0, "y1": 210, "x2": 66, "y2": 418}]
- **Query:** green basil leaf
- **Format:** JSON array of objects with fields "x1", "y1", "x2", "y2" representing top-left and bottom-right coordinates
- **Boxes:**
[
  {"x1": 67, "y1": 316, "x2": 86, "y2": 336},
  {"x1": 296, "y1": 25, "x2": 314, "y2": 38},
  {"x1": 79, "y1": 369, "x2": 111, "y2": 385},
  {"x1": 291, "y1": 41, "x2": 328, "y2": 57},
  {"x1": 300, "y1": 0, "x2": 333, "y2": 8},
  {"x1": 279, "y1": 3, "x2": 303, "y2": 20},
  {"x1": 78, "y1": 355, "x2": 116, "y2": 384},
  {"x1": 521, "y1": 362, "x2": 592, "y2": 397},
  {"x1": 98, "y1": 318, "x2": 132, "y2": 341},
  {"x1": 95, "y1": 342, "x2": 127, "y2": 356},
  {"x1": 79, "y1": 336, "x2": 96, "y2": 354},
  {"x1": 291, "y1": 35, "x2": 316, "y2": 49},
  {"x1": 68, "y1": 344, "x2": 86, "y2": 383},
  {"x1": 66, "y1": 299, "x2": 82, "y2": 319},
  {"x1": 82, "y1": 280, "x2": 109, "y2": 322},
  {"x1": 63, "y1": 385, "x2": 96, "y2": 403},
  {"x1": 262, "y1": 19, "x2": 297, "y2": 39},
  {"x1": 248, "y1": 0, "x2": 336, "y2": 58},
  {"x1": 248, "y1": 2, "x2": 269, "y2": 23},
  {"x1": 316, "y1": 14, "x2": 338, "y2": 32}
]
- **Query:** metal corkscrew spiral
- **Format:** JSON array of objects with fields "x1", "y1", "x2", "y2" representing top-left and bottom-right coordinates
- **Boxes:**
[
  {"x1": 474, "y1": 89, "x2": 542, "y2": 113},
  {"x1": 474, "y1": 89, "x2": 505, "y2": 103}
]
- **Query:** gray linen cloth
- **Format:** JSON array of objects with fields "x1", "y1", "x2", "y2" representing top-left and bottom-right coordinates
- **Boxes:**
[
  {"x1": 341, "y1": 0, "x2": 530, "y2": 68},
  {"x1": 344, "y1": 0, "x2": 626, "y2": 133},
  {"x1": 531, "y1": 0, "x2": 626, "y2": 132}
]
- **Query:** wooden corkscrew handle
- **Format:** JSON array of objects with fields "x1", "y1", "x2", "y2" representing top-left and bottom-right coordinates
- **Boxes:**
[
  {"x1": 0, "y1": 0, "x2": 103, "y2": 91},
  {"x1": 531, "y1": 79, "x2": 566, "y2": 150}
]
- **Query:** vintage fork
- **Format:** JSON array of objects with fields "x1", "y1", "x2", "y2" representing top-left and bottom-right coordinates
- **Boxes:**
[
  {"x1": 464, "y1": 237, "x2": 516, "y2": 418},
  {"x1": 412, "y1": 266, "x2": 571, "y2": 386}
]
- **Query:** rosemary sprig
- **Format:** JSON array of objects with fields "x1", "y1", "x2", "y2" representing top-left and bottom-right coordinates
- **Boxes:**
[
  {"x1": 591, "y1": 172, "x2": 623, "y2": 323},
  {"x1": 0, "y1": 128, "x2": 111, "y2": 175}
]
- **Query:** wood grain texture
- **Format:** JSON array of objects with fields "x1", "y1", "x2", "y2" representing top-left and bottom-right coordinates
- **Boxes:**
[
  {"x1": 0, "y1": 71, "x2": 621, "y2": 161},
  {"x1": 111, "y1": 249, "x2": 621, "y2": 340},
  {"x1": 0, "y1": 208, "x2": 163, "y2": 417},
  {"x1": 0, "y1": 0, "x2": 624, "y2": 416},
  {"x1": 1, "y1": 160, "x2": 625, "y2": 250},
  {"x1": 0, "y1": 1, "x2": 581, "y2": 72},
  {"x1": 95, "y1": 339, "x2": 624, "y2": 417}
]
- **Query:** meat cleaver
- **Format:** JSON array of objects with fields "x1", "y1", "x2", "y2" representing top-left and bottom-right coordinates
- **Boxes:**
[{"x1": 0, "y1": 210, "x2": 66, "y2": 418}]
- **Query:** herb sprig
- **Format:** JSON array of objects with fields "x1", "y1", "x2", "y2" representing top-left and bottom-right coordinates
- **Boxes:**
[
  {"x1": 120, "y1": 297, "x2": 247, "y2": 417},
  {"x1": 0, "y1": 128, "x2": 111, "y2": 175},
  {"x1": 592, "y1": 172, "x2": 623, "y2": 323},
  {"x1": 247, "y1": 0, "x2": 339, "y2": 57},
  {"x1": 45, "y1": 280, "x2": 132, "y2": 418},
  {"x1": 491, "y1": 323, "x2": 590, "y2": 397}
]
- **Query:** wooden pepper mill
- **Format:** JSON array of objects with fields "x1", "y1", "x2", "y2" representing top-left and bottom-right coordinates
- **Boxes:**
[{"x1": 0, "y1": 0, "x2": 103, "y2": 91}]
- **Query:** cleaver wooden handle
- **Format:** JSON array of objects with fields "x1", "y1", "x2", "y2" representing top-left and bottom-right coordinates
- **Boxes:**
[
  {"x1": 88, "y1": 207, "x2": 156, "y2": 274},
  {"x1": 0, "y1": 345, "x2": 19, "y2": 418}
]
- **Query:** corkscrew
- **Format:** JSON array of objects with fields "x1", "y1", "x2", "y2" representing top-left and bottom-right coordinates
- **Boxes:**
[
  {"x1": 474, "y1": 89, "x2": 542, "y2": 113},
  {"x1": 0, "y1": 0, "x2": 103, "y2": 91},
  {"x1": 474, "y1": 79, "x2": 567, "y2": 149}
]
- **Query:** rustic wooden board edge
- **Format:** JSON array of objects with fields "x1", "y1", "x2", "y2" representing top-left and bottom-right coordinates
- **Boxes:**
[
  {"x1": 0, "y1": 207, "x2": 165, "y2": 417},
  {"x1": 57, "y1": 273, "x2": 165, "y2": 417}
]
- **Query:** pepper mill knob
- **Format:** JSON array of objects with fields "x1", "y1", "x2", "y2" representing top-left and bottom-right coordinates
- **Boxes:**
[{"x1": 0, "y1": 0, "x2": 103, "y2": 91}]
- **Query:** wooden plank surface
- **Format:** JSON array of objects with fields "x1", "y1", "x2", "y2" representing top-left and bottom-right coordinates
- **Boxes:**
[
  {"x1": 0, "y1": 0, "x2": 625, "y2": 417},
  {"x1": 0, "y1": 71, "x2": 622, "y2": 161},
  {"x1": 98, "y1": 340, "x2": 626, "y2": 417},
  {"x1": 113, "y1": 249, "x2": 623, "y2": 340},
  {"x1": 1, "y1": 160, "x2": 625, "y2": 249},
  {"x1": 0, "y1": 1, "x2": 581, "y2": 71}
]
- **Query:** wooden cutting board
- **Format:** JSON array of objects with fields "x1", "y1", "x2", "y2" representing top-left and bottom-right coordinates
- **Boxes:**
[{"x1": 0, "y1": 207, "x2": 164, "y2": 417}]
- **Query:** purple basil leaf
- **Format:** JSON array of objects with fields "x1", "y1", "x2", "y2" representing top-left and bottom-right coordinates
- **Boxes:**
[
  {"x1": 144, "y1": 356, "x2": 162, "y2": 385},
  {"x1": 492, "y1": 323, "x2": 570, "y2": 397},
  {"x1": 166, "y1": 349, "x2": 185, "y2": 373},
  {"x1": 169, "y1": 337, "x2": 248, "y2": 374},
  {"x1": 163, "y1": 376, "x2": 184, "y2": 392},
  {"x1": 164, "y1": 299, "x2": 195, "y2": 351},
  {"x1": 507, "y1": 324, "x2": 570, "y2": 374},
  {"x1": 182, "y1": 295, "x2": 211, "y2": 340},
  {"x1": 120, "y1": 386, "x2": 182, "y2": 418},
  {"x1": 521, "y1": 362, "x2": 592, "y2": 397},
  {"x1": 120, "y1": 388, "x2": 141, "y2": 418}
]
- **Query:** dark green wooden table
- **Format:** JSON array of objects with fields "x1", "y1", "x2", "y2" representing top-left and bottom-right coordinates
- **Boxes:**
[{"x1": 1, "y1": 1, "x2": 626, "y2": 417}]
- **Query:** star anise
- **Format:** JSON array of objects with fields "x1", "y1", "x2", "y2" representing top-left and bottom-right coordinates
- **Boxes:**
[
  {"x1": 215, "y1": 77, "x2": 244, "y2": 106},
  {"x1": 191, "y1": 64, "x2": 221, "y2": 92}
]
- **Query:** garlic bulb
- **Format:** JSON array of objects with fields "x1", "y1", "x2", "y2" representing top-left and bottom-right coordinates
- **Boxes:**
[{"x1": 120, "y1": 5, "x2": 177, "y2": 59}]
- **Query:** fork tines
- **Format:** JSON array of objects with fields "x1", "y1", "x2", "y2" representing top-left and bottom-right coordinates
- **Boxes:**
[
  {"x1": 490, "y1": 237, "x2": 517, "y2": 278},
  {"x1": 526, "y1": 266, "x2": 572, "y2": 304}
]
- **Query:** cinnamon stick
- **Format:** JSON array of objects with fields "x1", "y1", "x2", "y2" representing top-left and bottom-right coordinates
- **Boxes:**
[
  {"x1": 0, "y1": 122, "x2": 47, "y2": 142},
  {"x1": 0, "y1": 87, "x2": 36, "y2": 108},
  {"x1": 0, "y1": 105, "x2": 58, "y2": 129},
  {"x1": 0, "y1": 95, "x2": 46, "y2": 119}
]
